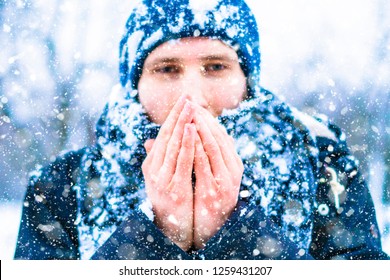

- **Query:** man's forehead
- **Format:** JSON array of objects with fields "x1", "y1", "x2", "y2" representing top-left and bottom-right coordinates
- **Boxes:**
[{"x1": 145, "y1": 37, "x2": 239, "y2": 62}]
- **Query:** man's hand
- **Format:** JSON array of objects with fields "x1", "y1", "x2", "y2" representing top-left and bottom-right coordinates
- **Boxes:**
[
  {"x1": 142, "y1": 99, "x2": 243, "y2": 251},
  {"x1": 142, "y1": 95, "x2": 195, "y2": 251},
  {"x1": 192, "y1": 106, "x2": 244, "y2": 249}
]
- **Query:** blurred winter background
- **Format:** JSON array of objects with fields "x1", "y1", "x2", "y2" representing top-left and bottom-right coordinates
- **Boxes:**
[{"x1": 0, "y1": 0, "x2": 389, "y2": 259}]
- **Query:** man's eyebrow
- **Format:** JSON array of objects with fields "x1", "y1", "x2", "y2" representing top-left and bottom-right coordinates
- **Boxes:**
[
  {"x1": 144, "y1": 57, "x2": 181, "y2": 67},
  {"x1": 199, "y1": 55, "x2": 238, "y2": 62}
]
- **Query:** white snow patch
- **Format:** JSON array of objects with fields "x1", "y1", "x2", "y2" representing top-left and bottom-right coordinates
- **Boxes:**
[
  {"x1": 290, "y1": 107, "x2": 337, "y2": 141},
  {"x1": 169, "y1": 12, "x2": 186, "y2": 33},
  {"x1": 239, "y1": 139, "x2": 257, "y2": 158},
  {"x1": 192, "y1": 12, "x2": 210, "y2": 29},
  {"x1": 188, "y1": 0, "x2": 220, "y2": 14},
  {"x1": 270, "y1": 158, "x2": 289, "y2": 175},
  {"x1": 240, "y1": 190, "x2": 251, "y2": 198},
  {"x1": 124, "y1": 30, "x2": 144, "y2": 67},
  {"x1": 259, "y1": 189, "x2": 274, "y2": 209},
  {"x1": 282, "y1": 210, "x2": 305, "y2": 227},
  {"x1": 141, "y1": 28, "x2": 163, "y2": 50},
  {"x1": 78, "y1": 221, "x2": 116, "y2": 260},
  {"x1": 139, "y1": 197, "x2": 154, "y2": 221}
]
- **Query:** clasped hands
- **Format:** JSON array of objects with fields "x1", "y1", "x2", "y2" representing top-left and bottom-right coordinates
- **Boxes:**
[{"x1": 141, "y1": 95, "x2": 244, "y2": 251}]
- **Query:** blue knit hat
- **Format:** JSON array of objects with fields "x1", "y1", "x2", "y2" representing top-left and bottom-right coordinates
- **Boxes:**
[{"x1": 119, "y1": 0, "x2": 261, "y2": 96}]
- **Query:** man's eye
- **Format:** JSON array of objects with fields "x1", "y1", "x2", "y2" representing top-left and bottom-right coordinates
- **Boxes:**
[
  {"x1": 153, "y1": 65, "x2": 180, "y2": 74},
  {"x1": 204, "y1": 63, "x2": 228, "y2": 72}
]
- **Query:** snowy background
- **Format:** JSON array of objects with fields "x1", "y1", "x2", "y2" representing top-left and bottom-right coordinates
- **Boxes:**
[{"x1": 0, "y1": 0, "x2": 389, "y2": 259}]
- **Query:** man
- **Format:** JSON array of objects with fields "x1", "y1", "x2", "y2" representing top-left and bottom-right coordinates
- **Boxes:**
[{"x1": 15, "y1": 0, "x2": 389, "y2": 260}]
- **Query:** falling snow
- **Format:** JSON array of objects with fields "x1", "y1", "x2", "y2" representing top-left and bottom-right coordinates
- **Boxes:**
[{"x1": 0, "y1": 0, "x2": 389, "y2": 260}]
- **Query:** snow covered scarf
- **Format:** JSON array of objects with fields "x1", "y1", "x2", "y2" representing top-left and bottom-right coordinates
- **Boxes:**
[{"x1": 73, "y1": 0, "x2": 320, "y2": 259}]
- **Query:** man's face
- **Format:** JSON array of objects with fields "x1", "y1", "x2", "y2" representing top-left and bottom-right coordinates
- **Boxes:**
[{"x1": 138, "y1": 37, "x2": 247, "y2": 124}]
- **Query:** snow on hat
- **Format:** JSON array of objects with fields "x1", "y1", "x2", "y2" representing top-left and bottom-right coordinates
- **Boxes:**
[{"x1": 119, "y1": 0, "x2": 261, "y2": 95}]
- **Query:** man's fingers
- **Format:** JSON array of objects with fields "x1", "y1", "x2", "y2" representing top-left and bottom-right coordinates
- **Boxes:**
[
  {"x1": 150, "y1": 94, "x2": 190, "y2": 167},
  {"x1": 194, "y1": 113, "x2": 228, "y2": 176},
  {"x1": 163, "y1": 101, "x2": 195, "y2": 175},
  {"x1": 144, "y1": 139, "x2": 155, "y2": 155},
  {"x1": 175, "y1": 123, "x2": 196, "y2": 177},
  {"x1": 194, "y1": 105, "x2": 242, "y2": 173},
  {"x1": 194, "y1": 132, "x2": 212, "y2": 179}
]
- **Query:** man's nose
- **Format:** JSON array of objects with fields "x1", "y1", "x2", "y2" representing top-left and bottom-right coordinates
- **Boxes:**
[{"x1": 180, "y1": 68, "x2": 208, "y2": 109}]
